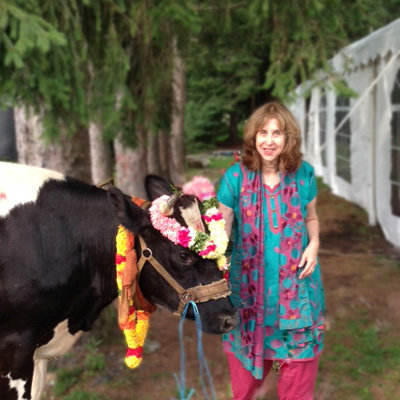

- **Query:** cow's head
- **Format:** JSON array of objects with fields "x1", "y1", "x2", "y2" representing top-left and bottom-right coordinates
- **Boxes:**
[{"x1": 108, "y1": 176, "x2": 238, "y2": 334}]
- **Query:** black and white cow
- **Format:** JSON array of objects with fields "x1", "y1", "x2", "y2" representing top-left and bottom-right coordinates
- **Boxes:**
[{"x1": 0, "y1": 162, "x2": 238, "y2": 400}]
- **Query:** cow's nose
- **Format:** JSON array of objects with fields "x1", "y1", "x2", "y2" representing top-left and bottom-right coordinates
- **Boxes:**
[{"x1": 222, "y1": 313, "x2": 239, "y2": 332}]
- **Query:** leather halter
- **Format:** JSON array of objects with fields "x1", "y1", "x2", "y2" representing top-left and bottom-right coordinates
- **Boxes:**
[
  {"x1": 128, "y1": 195, "x2": 231, "y2": 315},
  {"x1": 136, "y1": 235, "x2": 231, "y2": 315}
]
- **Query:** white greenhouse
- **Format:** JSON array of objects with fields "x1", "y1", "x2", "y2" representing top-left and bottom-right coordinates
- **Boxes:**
[{"x1": 289, "y1": 18, "x2": 400, "y2": 247}]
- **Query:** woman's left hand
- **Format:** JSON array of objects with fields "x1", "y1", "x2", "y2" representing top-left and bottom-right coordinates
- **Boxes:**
[{"x1": 298, "y1": 242, "x2": 319, "y2": 279}]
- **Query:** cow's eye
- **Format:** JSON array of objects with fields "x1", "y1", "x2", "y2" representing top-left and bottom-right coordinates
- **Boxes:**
[{"x1": 178, "y1": 251, "x2": 193, "y2": 264}]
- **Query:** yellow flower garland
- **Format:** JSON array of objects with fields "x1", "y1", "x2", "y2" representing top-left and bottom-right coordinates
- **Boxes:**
[{"x1": 116, "y1": 225, "x2": 150, "y2": 369}]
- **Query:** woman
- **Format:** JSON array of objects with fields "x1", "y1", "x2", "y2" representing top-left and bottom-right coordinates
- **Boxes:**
[{"x1": 218, "y1": 102, "x2": 325, "y2": 400}]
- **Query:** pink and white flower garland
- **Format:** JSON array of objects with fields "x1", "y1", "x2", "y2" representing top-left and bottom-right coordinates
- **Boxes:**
[{"x1": 149, "y1": 195, "x2": 229, "y2": 270}]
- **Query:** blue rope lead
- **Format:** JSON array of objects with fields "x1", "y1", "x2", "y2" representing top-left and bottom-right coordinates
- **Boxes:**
[{"x1": 172, "y1": 301, "x2": 217, "y2": 400}]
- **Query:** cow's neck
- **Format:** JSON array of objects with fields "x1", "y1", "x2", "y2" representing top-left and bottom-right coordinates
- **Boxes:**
[{"x1": 37, "y1": 179, "x2": 120, "y2": 333}]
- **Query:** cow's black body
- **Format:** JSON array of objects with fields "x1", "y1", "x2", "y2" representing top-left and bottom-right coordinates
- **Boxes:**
[{"x1": 0, "y1": 163, "x2": 237, "y2": 400}]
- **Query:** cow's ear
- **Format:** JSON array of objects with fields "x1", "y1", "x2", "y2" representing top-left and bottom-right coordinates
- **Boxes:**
[
  {"x1": 145, "y1": 175, "x2": 176, "y2": 201},
  {"x1": 108, "y1": 187, "x2": 149, "y2": 233}
]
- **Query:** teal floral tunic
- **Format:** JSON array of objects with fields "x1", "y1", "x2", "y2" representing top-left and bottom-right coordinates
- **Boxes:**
[{"x1": 218, "y1": 161, "x2": 325, "y2": 379}]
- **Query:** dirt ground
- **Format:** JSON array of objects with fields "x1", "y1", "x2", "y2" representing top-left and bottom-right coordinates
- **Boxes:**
[{"x1": 42, "y1": 179, "x2": 400, "y2": 400}]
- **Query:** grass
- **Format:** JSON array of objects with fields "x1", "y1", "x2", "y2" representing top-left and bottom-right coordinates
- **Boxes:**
[
  {"x1": 320, "y1": 310, "x2": 400, "y2": 399},
  {"x1": 53, "y1": 367, "x2": 84, "y2": 396},
  {"x1": 186, "y1": 156, "x2": 235, "y2": 183},
  {"x1": 208, "y1": 157, "x2": 235, "y2": 170},
  {"x1": 107, "y1": 367, "x2": 140, "y2": 389},
  {"x1": 53, "y1": 339, "x2": 106, "y2": 397},
  {"x1": 84, "y1": 353, "x2": 106, "y2": 374},
  {"x1": 171, "y1": 387, "x2": 196, "y2": 400},
  {"x1": 62, "y1": 390, "x2": 107, "y2": 400},
  {"x1": 316, "y1": 177, "x2": 331, "y2": 193},
  {"x1": 151, "y1": 371, "x2": 170, "y2": 380},
  {"x1": 81, "y1": 338, "x2": 106, "y2": 375}
]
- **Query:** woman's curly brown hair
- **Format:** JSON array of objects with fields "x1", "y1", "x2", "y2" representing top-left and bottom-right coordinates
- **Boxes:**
[{"x1": 242, "y1": 101, "x2": 302, "y2": 173}]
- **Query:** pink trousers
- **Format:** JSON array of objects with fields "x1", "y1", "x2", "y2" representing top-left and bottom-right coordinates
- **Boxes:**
[{"x1": 227, "y1": 353, "x2": 319, "y2": 400}]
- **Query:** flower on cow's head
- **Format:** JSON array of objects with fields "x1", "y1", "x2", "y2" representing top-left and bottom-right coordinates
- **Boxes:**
[{"x1": 149, "y1": 195, "x2": 229, "y2": 270}]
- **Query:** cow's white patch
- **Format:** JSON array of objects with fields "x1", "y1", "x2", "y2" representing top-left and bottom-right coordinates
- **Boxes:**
[
  {"x1": 31, "y1": 320, "x2": 83, "y2": 399},
  {"x1": 6, "y1": 373, "x2": 26, "y2": 400},
  {"x1": 0, "y1": 162, "x2": 65, "y2": 217},
  {"x1": 34, "y1": 320, "x2": 83, "y2": 360},
  {"x1": 31, "y1": 360, "x2": 47, "y2": 400}
]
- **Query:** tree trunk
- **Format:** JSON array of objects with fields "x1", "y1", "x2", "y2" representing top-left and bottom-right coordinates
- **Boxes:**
[
  {"x1": 62, "y1": 124, "x2": 92, "y2": 183},
  {"x1": 88, "y1": 122, "x2": 113, "y2": 185},
  {"x1": 168, "y1": 40, "x2": 186, "y2": 187},
  {"x1": 14, "y1": 106, "x2": 92, "y2": 183},
  {"x1": 158, "y1": 130, "x2": 170, "y2": 180},
  {"x1": 251, "y1": 93, "x2": 256, "y2": 112},
  {"x1": 0, "y1": 108, "x2": 17, "y2": 161},
  {"x1": 114, "y1": 128, "x2": 147, "y2": 199},
  {"x1": 147, "y1": 131, "x2": 162, "y2": 176}
]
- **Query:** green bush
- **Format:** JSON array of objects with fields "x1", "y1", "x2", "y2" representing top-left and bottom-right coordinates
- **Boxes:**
[
  {"x1": 82, "y1": 338, "x2": 106, "y2": 374},
  {"x1": 63, "y1": 390, "x2": 107, "y2": 400},
  {"x1": 53, "y1": 367, "x2": 83, "y2": 396},
  {"x1": 84, "y1": 353, "x2": 106, "y2": 373}
]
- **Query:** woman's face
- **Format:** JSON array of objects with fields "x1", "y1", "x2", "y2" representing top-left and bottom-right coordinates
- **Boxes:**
[{"x1": 255, "y1": 118, "x2": 286, "y2": 168}]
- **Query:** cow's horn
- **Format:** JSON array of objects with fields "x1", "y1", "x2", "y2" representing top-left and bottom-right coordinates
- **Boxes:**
[{"x1": 160, "y1": 193, "x2": 179, "y2": 216}]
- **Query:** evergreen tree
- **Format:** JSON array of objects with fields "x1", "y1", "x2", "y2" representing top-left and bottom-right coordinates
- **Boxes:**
[
  {"x1": 2, "y1": 0, "x2": 399, "y2": 174},
  {"x1": 185, "y1": 0, "x2": 400, "y2": 151},
  {"x1": 0, "y1": 1, "x2": 199, "y2": 188}
]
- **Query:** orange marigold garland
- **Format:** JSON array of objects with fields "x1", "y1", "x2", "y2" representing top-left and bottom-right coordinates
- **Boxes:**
[{"x1": 116, "y1": 225, "x2": 151, "y2": 369}]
